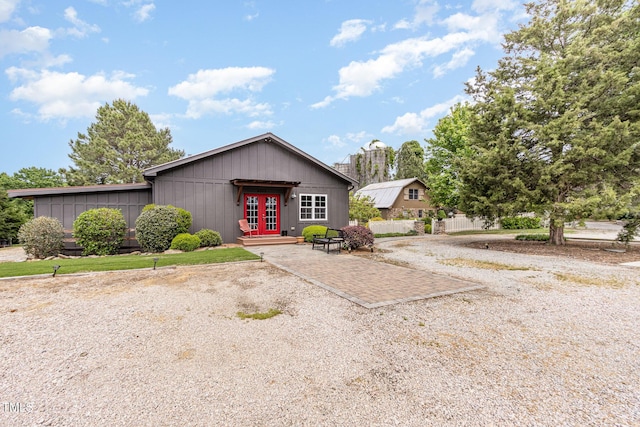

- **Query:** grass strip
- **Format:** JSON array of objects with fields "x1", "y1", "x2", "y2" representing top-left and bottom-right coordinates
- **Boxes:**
[
  {"x1": 439, "y1": 257, "x2": 535, "y2": 271},
  {"x1": 0, "y1": 247, "x2": 260, "y2": 278},
  {"x1": 236, "y1": 308, "x2": 282, "y2": 320}
]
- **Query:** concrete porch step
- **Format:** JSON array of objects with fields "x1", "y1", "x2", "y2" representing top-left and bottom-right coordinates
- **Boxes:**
[{"x1": 237, "y1": 236, "x2": 299, "y2": 246}]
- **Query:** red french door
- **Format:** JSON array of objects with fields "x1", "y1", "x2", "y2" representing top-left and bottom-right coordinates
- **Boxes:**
[{"x1": 244, "y1": 194, "x2": 280, "y2": 235}]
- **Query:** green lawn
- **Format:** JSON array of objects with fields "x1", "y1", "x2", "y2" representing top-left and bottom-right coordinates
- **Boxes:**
[{"x1": 0, "y1": 248, "x2": 260, "y2": 279}]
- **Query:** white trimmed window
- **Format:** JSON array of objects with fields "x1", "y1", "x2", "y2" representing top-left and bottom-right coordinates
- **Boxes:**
[
  {"x1": 300, "y1": 194, "x2": 327, "y2": 221},
  {"x1": 408, "y1": 188, "x2": 419, "y2": 200}
]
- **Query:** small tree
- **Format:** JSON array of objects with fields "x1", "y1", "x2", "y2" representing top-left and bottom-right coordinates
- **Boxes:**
[
  {"x1": 73, "y1": 208, "x2": 127, "y2": 256},
  {"x1": 18, "y1": 216, "x2": 65, "y2": 259},
  {"x1": 349, "y1": 193, "x2": 380, "y2": 223}
]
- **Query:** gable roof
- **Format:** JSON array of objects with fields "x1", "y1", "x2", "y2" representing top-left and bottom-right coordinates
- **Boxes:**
[
  {"x1": 355, "y1": 178, "x2": 426, "y2": 209},
  {"x1": 143, "y1": 132, "x2": 357, "y2": 185}
]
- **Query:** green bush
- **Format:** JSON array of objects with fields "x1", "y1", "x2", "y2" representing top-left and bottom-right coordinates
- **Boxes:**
[
  {"x1": 135, "y1": 205, "x2": 182, "y2": 252},
  {"x1": 515, "y1": 234, "x2": 550, "y2": 241},
  {"x1": 195, "y1": 229, "x2": 222, "y2": 247},
  {"x1": 18, "y1": 216, "x2": 65, "y2": 259},
  {"x1": 301, "y1": 225, "x2": 328, "y2": 242},
  {"x1": 502, "y1": 216, "x2": 541, "y2": 230},
  {"x1": 141, "y1": 204, "x2": 191, "y2": 233},
  {"x1": 73, "y1": 208, "x2": 127, "y2": 256},
  {"x1": 424, "y1": 222, "x2": 432, "y2": 234},
  {"x1": 170, "y1": 233, "x2": 201, "y2": 252},
  {"x1": 175, "y1": 207, "x2": 192, "y2": 234}
]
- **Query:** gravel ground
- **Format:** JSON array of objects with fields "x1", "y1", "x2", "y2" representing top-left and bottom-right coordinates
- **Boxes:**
[{"x1": 1, "y1": 237, "x2": 639, "y2": 426}]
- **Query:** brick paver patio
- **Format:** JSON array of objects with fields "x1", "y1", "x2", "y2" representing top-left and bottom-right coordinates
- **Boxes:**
[{"x1": 246, "y1": 243, "x2": 483, "y2": 308}]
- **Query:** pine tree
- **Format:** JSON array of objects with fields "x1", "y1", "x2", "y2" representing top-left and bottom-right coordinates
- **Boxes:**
[{"x1": 65, "y1": 99, "x2": 184, "y2": 185}]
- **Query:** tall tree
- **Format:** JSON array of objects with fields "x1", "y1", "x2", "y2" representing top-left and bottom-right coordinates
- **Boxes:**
[
  {"x1": 0, "y1": 190, "x2": 28, "y2": 241},
  {"x1": 460, "y1": 0, "x2": 640, "y2": 244},
  {"x1": 425, "y1": 103, "x2": 472, "y2": 209},
  {"x1": 0, "y1": 167, "x2": 65, "y2": 189},
  {"x1": 65, "y1": 99, "x2": 185, "y2": 185},
  {"x1": 395, "y1": 140, "x2": 426, "y2": 181}
]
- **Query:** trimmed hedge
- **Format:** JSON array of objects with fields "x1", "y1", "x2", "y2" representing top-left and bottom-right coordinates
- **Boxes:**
[
  {"x1": 135, "y1": 206, "x2": 182, "y2": 253},
  {"x1": 301, "y1": 225, "x2": 328, "y2": 242},
  {"x1": 502, "y1": 216, "x2": 541, "y2": 230},
  {"x1": 195, "y1": 229, "x2": 222, "y2": 247},
  {"x1": 515, "y1": 234, "x2": 550, "y2": 241},
  {"x1": 170, "y1": 233, "x2": 201, "y2": 252},
  {"x1": 73, "y1": 208, "x2": 126, "y2": 256},
  {"x1": 18, "y1": 216, "x2": 65, "y2": 259}
]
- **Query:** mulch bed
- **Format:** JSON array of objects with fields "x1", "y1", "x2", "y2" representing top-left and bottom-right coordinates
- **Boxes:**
[{"x1": 465, "y1": 239, "x2": 640, "y2": 265}]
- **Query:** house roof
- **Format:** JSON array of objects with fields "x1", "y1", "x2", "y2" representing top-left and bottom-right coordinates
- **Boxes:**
[
  {"x1": 7, "y1": 183, "x2": 151, "y2": 199},
  {"x1": 143, "y1": 132, "x2": 357, "y2": 185},
  {"x1": 355, "y1": 178, "x2": 426, "y2": 209}
]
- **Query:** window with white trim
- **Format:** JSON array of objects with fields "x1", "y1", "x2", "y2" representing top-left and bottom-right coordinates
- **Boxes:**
[
  {"x1": 408, "y1": 188, "x2": 419, "y2": 200},
  {"x1": 300, "y1": 194, "x2": 327, "y2": 220}
]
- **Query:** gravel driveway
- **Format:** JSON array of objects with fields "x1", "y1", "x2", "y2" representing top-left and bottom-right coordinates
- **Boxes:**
[{"x1": 1, "y1": 237, "x2": 638, "y2": 426}]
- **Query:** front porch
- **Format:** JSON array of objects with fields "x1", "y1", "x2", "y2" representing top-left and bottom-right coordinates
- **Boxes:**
[{"x1": 236, "y1": 235, "x2": 299, "y2": 246}]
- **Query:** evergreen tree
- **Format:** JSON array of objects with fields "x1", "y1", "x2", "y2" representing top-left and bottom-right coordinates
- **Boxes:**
[
  {"x1": 395, "y1": 140, "x2": 426, "y2": 181},
  {"x1": 460, "y1": 0, "x2": 640, "y2": 244},
  {"x1": 65, "y1": 99, "x2": 184, "y2": 185}
]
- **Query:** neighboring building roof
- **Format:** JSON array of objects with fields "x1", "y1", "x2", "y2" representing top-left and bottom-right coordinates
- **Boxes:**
[
  {"x1": 7, "y1": 183, "x2": 151, "y2": 199},
  {"x1": 355, "y1": 178, "x2": 426, "y2": 209},
  {"x1": 143, "y1": 132, "x2": 357, "y2": 186}
]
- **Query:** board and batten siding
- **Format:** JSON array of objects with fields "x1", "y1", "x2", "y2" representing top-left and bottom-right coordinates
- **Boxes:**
[
  {"x1": 33, "y1": 188, "x2": 151, "y2": 233},
  {"x1": 151, "y1": 139, "x2": 350, "y2": 243}
]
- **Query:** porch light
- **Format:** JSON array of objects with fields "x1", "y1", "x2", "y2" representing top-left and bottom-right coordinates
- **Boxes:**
[
  {"x1": 52, "y1": 265, "x2": 60, "y2": 277},
  {"x1": 291, "y1": 192, "x2": 297, "y2": 199}
]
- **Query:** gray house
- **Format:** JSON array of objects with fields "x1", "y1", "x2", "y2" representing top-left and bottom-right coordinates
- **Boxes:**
[{"x1": 9, "y1": 133, "x2": 356, "y2": 248}]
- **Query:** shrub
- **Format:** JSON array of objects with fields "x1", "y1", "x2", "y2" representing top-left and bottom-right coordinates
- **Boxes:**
[
  {"x1": 437, "y1": 209, "x2": 447, "y2": 220},
  {"x1": 73, "y1": 208, "x2": 127, "y2": 256},
  {"x1": 135, "y1": 205, "x2": 182, "y2": 252},
  {"x1": 170, "y1": 233, "x2": 201, "y2": 252},
  {"x1": 141, "y1": 204, "x2": 191, "y2": 233},
  {"x1": 424, "y1": 222, "x2": 432, "y2": 234},
  {"x1": 301, "y1": 225, "x2": 328, "y2": 242},
  {"x1": 502, "y1": 216, "x2": 541, "y2": 230},
  {"x1": 195, "y1": 229, "x2": 222, "y2": 247},
  {"x1": 369, "y1": 217, "x2": 384, "y2": 222},
  {"x1": 18, "y1": 216, "x2": 65, "y2": 259},
  {"x1": 515, "y1": 234, "x2": 550, "y2": 241},
  {"x1": 341, "y1": 225, "x2": 374, "y2": 250},
  {"x1": 174, "y1": 207, "x2": 192, "y2": 234}
]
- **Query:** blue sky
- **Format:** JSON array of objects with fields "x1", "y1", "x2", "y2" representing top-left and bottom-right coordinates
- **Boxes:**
[{"x1": 0, "y1": 0, "x2": 526, "y2": 176}]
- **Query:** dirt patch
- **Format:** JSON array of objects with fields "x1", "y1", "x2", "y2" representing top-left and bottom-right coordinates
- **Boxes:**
[{"x1": 465, "y1": 239, "x2": 640, "y2": 264}]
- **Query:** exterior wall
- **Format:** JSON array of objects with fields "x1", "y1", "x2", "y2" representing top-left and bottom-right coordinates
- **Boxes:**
[
  {"x1": 33, "y1": 188, "x2": 152, "y2": 251},
  {"x1": 386, "y1": 183, "x2": 433, "y2": 219},
  {"x1": 152, "y1": 140, "x2": 350, "y2": 243}
]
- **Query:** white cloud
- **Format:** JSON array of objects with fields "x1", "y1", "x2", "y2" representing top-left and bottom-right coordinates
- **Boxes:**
[
  {"x1": 433, "y1": 47, "x2": 475, "y2": 78},
  {"x1": 0, "y1": 26, "x2": 51, "y2": 58},
  {"x1": 247, "y1": 120, "x2": 275, "y2": 130},
  {"x1": 7, "y1": 68, "x2": 149, "y2": 121},
  {"x1": 381, "y1": 94, "x2": 466, "y2": 135},
  {"x1": 330, "y1": 19, "x2": 371, "y2": 47},
  {"x1": 0, "y1": 0, "x2": 20, "y2": 23},
  {"x1": 312, "y1": 32, "x2": 478, "y2": 108},
  {"x1": 326, "y1": 134, "x2": 346, "y2": 148},
  {"x1": 134, "y1": 3, "x2": 155, "y2": 22},
  {"x1": 472, "y1": 0, "x2": 517, "y2": 14},
  {"x1": 62, "y1": 7, "x2": 101, "y2": 38},
  {"x1": 394, "y1": 0, "x2": 439, "y2": 30},
  {"x1": 169, "y1": 66, "x2": 275, "y2": 119}
]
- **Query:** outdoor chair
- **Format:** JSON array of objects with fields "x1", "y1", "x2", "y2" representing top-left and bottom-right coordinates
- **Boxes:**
[{"x1": 238, "y1": 219, "x2": 258, "y2": 237}]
